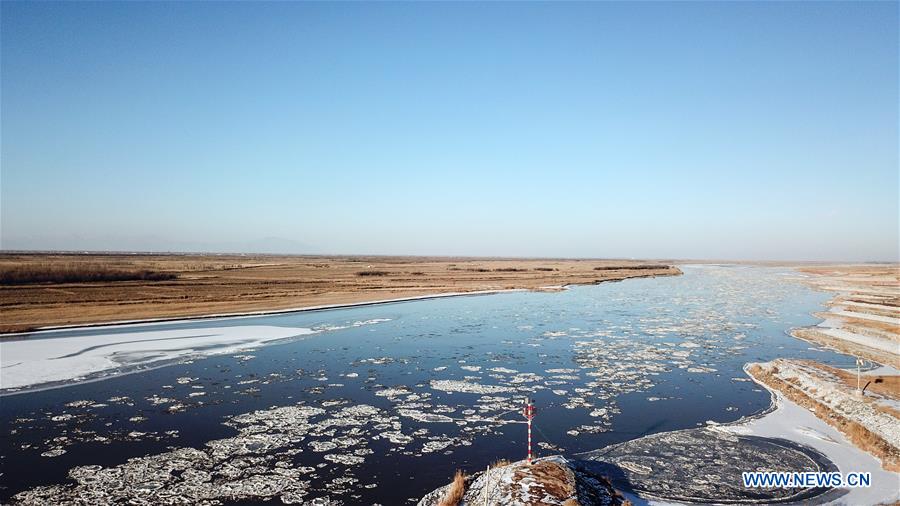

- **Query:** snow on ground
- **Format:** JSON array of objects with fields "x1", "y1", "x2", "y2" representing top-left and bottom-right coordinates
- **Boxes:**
[
  {"x1": 0, "y1": 325, "x2": 315, "y2": 392},
  {"x1": 867, "y1": 365, "x2": 900, "y2": 375},
  {"x1": 816, "y1": 327, "x2": 898, "y2": 356},
  {"x1": 720, "y1": 389, "x2": 900, "y2": 505},
  {"x1": 751, "y1": 360, "x2": 899, "y2": 450},
  {"x1": 828, "y1": 308, "x2": 900, "y2": 326},
  {"x1": 836, "y1": 300, "x2": 900, "y2": 313}
]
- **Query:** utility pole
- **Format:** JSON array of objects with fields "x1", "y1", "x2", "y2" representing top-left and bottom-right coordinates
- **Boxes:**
[
  {"x1": 856, "y1": 357, "x2": 865, "y2": 394},
  {"x1": 522, "y1": 397, "x2": 535, "y2": 465}
]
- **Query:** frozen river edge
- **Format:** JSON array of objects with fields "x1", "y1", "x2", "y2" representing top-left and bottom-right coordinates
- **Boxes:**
[
  {"x1": 0, "y1": 291, "x2": 517, "y2": 393},
  {"x1": 715, "y1": 367, "x2": 900, "y2": 505},
  {"x1": 0, "y1": 318, "x2": 396, "y2": 394}
]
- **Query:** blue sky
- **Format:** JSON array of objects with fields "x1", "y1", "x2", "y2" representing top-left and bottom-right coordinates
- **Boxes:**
[{"x1": 1, "y1": 1, "x2": 897, "y2": 261}]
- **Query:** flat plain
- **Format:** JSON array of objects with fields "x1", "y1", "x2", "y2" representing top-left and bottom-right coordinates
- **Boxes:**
[{"x1": 0, "y1": 254, "x2": 680, "y2": 333}]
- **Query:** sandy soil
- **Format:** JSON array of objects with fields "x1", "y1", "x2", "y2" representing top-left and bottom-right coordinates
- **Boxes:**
[{"x1": 0, "y1": 254, "x2": 680, "y2": 333}]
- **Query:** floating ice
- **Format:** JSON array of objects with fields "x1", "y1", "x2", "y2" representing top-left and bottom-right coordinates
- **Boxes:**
[
  {"x1": 398, "y1": 409, "x2": 454, "y2": 424},
  {"x1": 429, "y1": 380, "x2": 513, "y2": 394}
]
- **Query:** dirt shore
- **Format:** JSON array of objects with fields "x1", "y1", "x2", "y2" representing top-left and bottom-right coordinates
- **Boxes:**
[
  {"x1": 792, "y1": 264, "x2": 899, "y2": 367},
  {"x1": 0, "y1": 254, "x2": 681, "y2": 333}
]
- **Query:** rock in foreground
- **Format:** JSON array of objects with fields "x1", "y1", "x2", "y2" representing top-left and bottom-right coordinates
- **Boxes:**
[{"x1": 417, "y1": 455, "x2": 628, "y2": 506}]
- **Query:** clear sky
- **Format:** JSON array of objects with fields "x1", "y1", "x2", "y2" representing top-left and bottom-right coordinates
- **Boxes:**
[{"x1": 1, "y1": 1, "x2": 897, "y2": 261}]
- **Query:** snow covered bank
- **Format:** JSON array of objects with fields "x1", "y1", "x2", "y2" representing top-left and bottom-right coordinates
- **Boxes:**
[
  {"x1": 746, "y1": 360, "x2": 899, "y2": 467},
  {"x1": 0, "y1": 325, "x2": 316, "y2": 393},
  {"x1": 816, "y1": 326, "x2": 899, "y2": 356},
  {"x1": 733, "y1": 365, "x2": 900, "y2": 505},
  {"x1": 792, "y1": 265, "x2": 899, "y2": 368}
]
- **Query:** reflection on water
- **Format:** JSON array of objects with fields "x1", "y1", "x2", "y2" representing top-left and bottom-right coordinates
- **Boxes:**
[{"x1": 1, "y1": 265, "x2": 850, "y2": 504}]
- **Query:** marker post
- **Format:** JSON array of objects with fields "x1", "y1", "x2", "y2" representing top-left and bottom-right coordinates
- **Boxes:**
[{"x1": 522, "y1": 398, "x2": 535, "y2": 464}]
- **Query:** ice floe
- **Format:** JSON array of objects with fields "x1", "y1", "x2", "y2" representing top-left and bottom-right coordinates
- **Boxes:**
[{"x1": 429, "y1": 379, "x2": 513, "y2": 394}]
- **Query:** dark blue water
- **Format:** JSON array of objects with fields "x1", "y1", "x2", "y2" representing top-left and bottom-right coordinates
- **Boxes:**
[{"x1": 0, "y1": 265, "x2": 851, "y2": 504}]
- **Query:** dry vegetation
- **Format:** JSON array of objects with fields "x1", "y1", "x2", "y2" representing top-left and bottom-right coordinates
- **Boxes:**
[
  {"x1": 438, "y1": 470, "x2": 466, "y2": 506},
  {"x1": 0, "y1": 263, "x2": 176, "y2": 285},
  {"x1": 594, "y1": 264, "x2": 670, "y2": 271},
  {"x1": 508, "y1": 460, "x2": 631, "y2": 506},
  {"x1": 512, "y1": 460, "x2": 576, "y2": 502},
  {"x1": 489, "y1": 459, "x2": 511, "y2": 469},
  {"x1": 0, "y1": 253, "x2": 680, "y2": 333}
]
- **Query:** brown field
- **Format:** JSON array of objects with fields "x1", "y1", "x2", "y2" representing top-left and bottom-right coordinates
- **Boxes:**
[{"x1": 0, "y1": 253, "x2": 681, "y2": 333}]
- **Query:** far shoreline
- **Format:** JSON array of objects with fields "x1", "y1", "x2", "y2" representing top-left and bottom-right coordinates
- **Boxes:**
[
  {"x1": 0, "y1": 289, "x2": 523, "y2": 337},
  {"x1": 2, "y1": 268, "x2": 682, "y2": 337},
  {"x1": 0, "y1": 255, "x2": 683, "y2": 335}
]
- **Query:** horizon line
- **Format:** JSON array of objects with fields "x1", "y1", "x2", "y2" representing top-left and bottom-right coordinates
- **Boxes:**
[{"x1": 0, "y1": 249, "x2": 896, "y2": 265}]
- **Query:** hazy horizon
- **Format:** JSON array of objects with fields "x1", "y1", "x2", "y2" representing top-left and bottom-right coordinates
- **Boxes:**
[
  {"x1": 0, "y1": 244, "x2": 894, "y2": 264},
  {"x1": 2, "y1": 2, "x2": 898, "y2": 262}
]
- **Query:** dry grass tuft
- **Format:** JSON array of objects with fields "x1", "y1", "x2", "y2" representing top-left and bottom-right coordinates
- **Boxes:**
[
  {"x1": 0, "y1": 264, "x2": 175, "y2": 285},
  {"x1": 489, "y1": 459, "x2": 511, "y2": 469},
  {"x1": 594, "y1": 264, "x2": 670, "y2": 271},
  {"x1": 515, "y1": 461, "x2": 575, "y2": 501},
  {"x1": 355, "y1": 270, "x2": 390, "y2": 277},
  {"x1": 438, "y1": 470, "x2": 466, "y2": 506}
]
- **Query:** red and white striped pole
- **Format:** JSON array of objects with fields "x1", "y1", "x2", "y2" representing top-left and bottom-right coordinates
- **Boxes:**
[{"x1": 523, "y1": 397, "x2": 535, "y2": 465}]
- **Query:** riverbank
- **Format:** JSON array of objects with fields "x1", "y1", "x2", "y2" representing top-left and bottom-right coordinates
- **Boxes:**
[
  {"x1": 746, "y1": 359, "x2": 900, "y2": 472},
  {"x1": 791, "y1": 264, "x2": 899, "y2": 368},
  {"x1": 0, "y1": 289, "x2": 521, "y2": 336},
  {"x1": 755, "y1": 264, "x2": 900, "y2": 470},
  {"x1": 0, "y1": 254, "x2": 681, "y2": 333},
  {"x1": 735, "y1": 365, "x2": 900, "y2": 505},
  {"x1": 733, "y1": 264, "x2": 900, "y2": 496}
]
